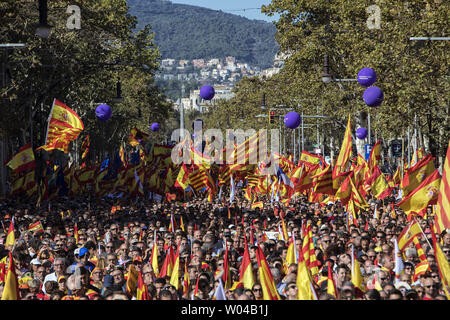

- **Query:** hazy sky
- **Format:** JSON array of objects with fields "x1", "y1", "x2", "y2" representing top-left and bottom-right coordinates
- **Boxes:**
[{"x1": 170, "y1": 0, "x2": 279, "y2": 22}]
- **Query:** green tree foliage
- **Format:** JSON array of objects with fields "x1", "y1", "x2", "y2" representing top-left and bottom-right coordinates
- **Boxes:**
[
  {"x1": 127, "y1": 0, "x2": 279, "y2": 68},
  {"x1": 260, "y1": 0, "x2": 449, "y2": 158},
  {"x1": 0, "y1": 0, "x2": 172, "y2": 160},
  {"x1": 205, "y1": 0, "x2": 448, "y2": 159}
]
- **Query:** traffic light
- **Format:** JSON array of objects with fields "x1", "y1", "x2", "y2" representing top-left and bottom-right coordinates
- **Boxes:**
[{"x1": 269, "y1": 111, "x2": 275, "y2": 124}]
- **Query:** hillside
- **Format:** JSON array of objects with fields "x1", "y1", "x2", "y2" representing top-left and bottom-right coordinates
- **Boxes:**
[{"x1": 127, "y1": 0, "x2": 279, "y2": 68}]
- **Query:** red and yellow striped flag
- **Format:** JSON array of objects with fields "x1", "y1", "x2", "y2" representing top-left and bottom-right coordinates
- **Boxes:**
[
  {"x1": 136, "y1": 271, "x2": 150, "y2": 300},
  {"x1": 5, "y1": 142, "x2": 35, "y2": 173},
  {"x1": 368, "y1": 140, "x2": 381, "y2": 174},
  {"x1": 431, "y1": 228, "x2": 450, "y2": 299},
  {"x1": 37, "y1": 99, "x2": 84, "y2": 153},
  {"x1": 435, "y1": 140, "x2": 450, "y2": 234},
  {"x1": 81, "y1": 134, "x2": 90, "y2": 160},
  {"x1": 365, "y1": 165, "x2": 392, "y2": 200},
  {"x1": 332, "y1": 114, "x2": 352, "y2": 187},
  {"x1": 412, "y1": 236, "x2": 427, "y2": 263},
  {"x1": 182, "y1": 262, "x2": 190, "y2": 296},
  {"x1": 327, "y1": 261, "x2": 338, "y2": 298},
  {"x1": 413, "y1": 261, "x2": 430, "y2": 282},
  {"x1": 296, "y1": 250, "x2": 318, "y2": 300},
  {"x1": 1, "y1": 252, "x2": 20, "y2": 300},
  {"x1": 256, "y1": 245, "x2": 280, "y2": 300},
  {"x1": 397, "y1": 220, "x2": 422, "y2": 251},
  {"x1": 151, "y1": 234, "x2": 159, "y2": 277},
  {"x1": 159, "y1": 245, "x2": 175, "y2": 278},
  {"x1": 28, "y1": 221, "x2": 44, "y2": 233},
  {"x1": 397, "y1": 169, "x2": 441, "y2": 218},
  {"x1": 401, "y1": 154, "x2": 435, "y2": 197},
  {"x1": 239, "y1": 236, "x2": 255, "y2": 290},
  {"x1": 169, "y1": 245, "x2": 181, "y2": 290},
  {"x1": 74, "y1": 223, "x2": 79, "y2": 244}
]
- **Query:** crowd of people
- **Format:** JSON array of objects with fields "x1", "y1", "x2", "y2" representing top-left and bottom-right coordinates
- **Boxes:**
[{"x1": 0, "y1": 191, "x2": 449, "y2": 301}]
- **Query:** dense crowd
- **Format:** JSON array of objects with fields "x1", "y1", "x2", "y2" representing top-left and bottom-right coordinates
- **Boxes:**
[{"x1": 0, "y1": 191, "x2": 449, "y2": 301}]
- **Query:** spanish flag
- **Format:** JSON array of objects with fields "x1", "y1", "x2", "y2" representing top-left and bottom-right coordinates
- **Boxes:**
[
  {"x1": 239, "y1": 236, "x2": 255, "y2": 290},
  {"x1": 151, "y1": 233, "x2": 159, "y2": 277},
  {"x1": 28, "y1": 221, "x2": 44, "y2": 233},
  {"x1": 327, "y1": 261, "x2": 338, "y2": 298},
  {"x1": 5, "y1": 217, "x2": 15, "y2": 248},
  {"x1": 368, "y1": 140, "x2": 381, "y2": 173},
  {"x1": 5, "y1": 142, "x2": 35, "y2": 173},
  {"x1": 365, "y1": 165, "x2": 392, "y2": 200},
  {"x1": 401, "y1": 154, "x2": 435, "y2": 197},
  {"x1": 397, "y1": 220, "x2": 422, "y2": 251},
  {"x1": 159, "y1": 245, "x2": 175, "y2": 278},
  {"x1": 38, "y1": 99, "x2": 84, "y2": 153},
  {"x1": 182, "y1": 262, "x2": 190, "y2": 296},
  {"x1": 397, "y1": 169, "x2": 441, "y2": 218},
  {"x1": 435, "y1": 140, "x2": 450, "y2": 234},
  {"x1": 74, "y1": 223, "x2": 79, "y2": 244},
  {"x1": 296, "y1": 250, "x2": 318, "y2": 300},
  {"x1": 136, "y1": 271, "x2": 150, "y2": 300},
  {"x1": 251, "y1": 201, "x2": 263, "y2": 209},
  {"x1": 413, "y1": 261, "x2": 430, "y2": 282},
  {"x1": 1, "y1": 252, "x2": 19, "y2": 300},
  {"x1": 169, "y1": 244, "x2": 181, "y2": 290},
  {"x1": 256, "y1": 245, "x2": 280, "y2": 300}
]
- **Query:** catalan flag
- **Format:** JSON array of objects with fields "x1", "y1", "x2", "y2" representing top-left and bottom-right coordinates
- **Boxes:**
[
  {"x1": 435, "y1": 140, "x2": 450, "y2": 234},
  {"x1": 397, "y1": 169, "x2": 441, "y2": 218},
  {"x1": 5, "y1": 142, "x2": 35, "y2": 173},
  {"x1": 313, "y1": 165, "x2": 334, "y2": 195},
  {"x1": 332, "y1": 114, "x2": 352, "y2": 186},
  {"x1": 38, "y1": 99, "x2": 84, "y2": 153},
  {"x1": 80, "y1": 134, "x2": 90, "y2": 160},
  {"x1": 412, "y1": 236, "x2": 427, "y2": 263},
  {"x1": 175, "y1": 164, "x2": 190, "y2": 190},
  {"x1": 5, "y1": 217, "x2": 15, "y2": 249},
  {"x1": 129, "y1": 126, "x2": 149, "y2": 147}
]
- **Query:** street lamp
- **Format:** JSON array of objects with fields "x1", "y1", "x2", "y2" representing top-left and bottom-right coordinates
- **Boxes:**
[{"x1": 36, "y1": 0, "x2": 52, "y2": 39}]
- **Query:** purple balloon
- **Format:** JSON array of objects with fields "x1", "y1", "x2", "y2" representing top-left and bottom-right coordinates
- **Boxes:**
[
  {"x1": 95, "y1": 104, "x2": 112, "y2": 121},
  {"x1": 356, "y1": 127, "x2": 368, "y2": 139},
  {"x1": 151, "y1": 122, "x2": 160, "y2": 132},
  {"x1": 357, "y1": 68, "x2": 377, "y2": 87},
  {"x1": 284, "y1": 111, "x2": 302, "y2": 129},
  {"x1": 363, "y1": 86, "x2": 384, "y2": 107},
  {"x1": 200, "y1": 85, "x2": 215, "y2": 100}
]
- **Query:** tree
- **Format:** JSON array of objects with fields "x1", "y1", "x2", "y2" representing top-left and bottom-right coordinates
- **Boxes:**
[{"x1": 0, "y1": 0, "x2": 171, "y2": 166}]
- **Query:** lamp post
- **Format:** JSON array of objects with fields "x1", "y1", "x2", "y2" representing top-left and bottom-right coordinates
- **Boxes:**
[{"x1": 36, "y1": 0, "x2": 52, "y2": 39}]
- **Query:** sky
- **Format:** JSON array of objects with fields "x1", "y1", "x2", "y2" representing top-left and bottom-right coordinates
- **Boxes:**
[{"x1": 170, "y1": 0, "x2": 279, "y2": 22}]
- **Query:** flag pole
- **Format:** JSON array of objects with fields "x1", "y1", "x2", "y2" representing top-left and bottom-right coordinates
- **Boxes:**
[{"x1": 415, "y1": 217, "x2": 432, "y2": 248}]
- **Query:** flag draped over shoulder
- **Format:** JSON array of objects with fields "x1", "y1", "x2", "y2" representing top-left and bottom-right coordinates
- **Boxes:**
[
  {"x1": 37, "y1": 99, "x2": 84, "y2": 153},
  {"x1": 435, "y1": 140, "x2": 450, "y2": 234},
  {"x1": 5, "y1": 142, "x2": 35, "y2": 173}
]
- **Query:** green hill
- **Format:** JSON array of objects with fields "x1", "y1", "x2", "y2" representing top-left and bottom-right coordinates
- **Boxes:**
[{"x1": 127, "y1": 0, "x2": 279, "y2": 68}]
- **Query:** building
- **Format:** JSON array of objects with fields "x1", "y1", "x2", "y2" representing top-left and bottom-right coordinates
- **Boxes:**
[{"x1": 188, "y1": 85, "x2": 234, "y2": 113}]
